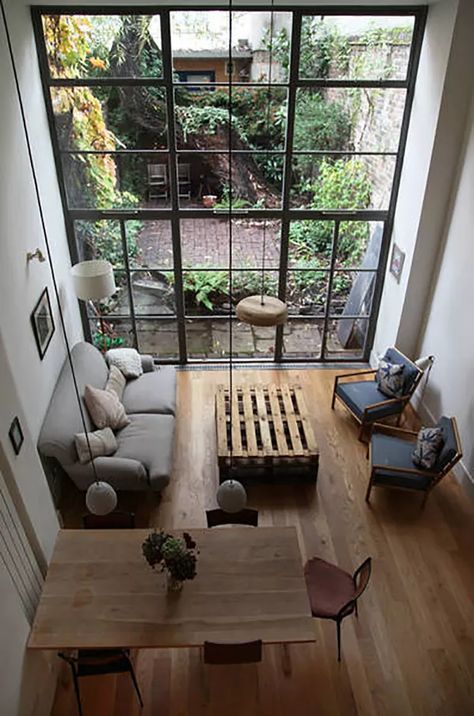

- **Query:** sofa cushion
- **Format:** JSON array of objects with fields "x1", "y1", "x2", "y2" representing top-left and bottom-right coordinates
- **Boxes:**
[
  {"x1": 106, "y1": 348, "x2": 143, "y2": 378},
  {"x1": 67, "y1": 456, "x2": 148, "y2": 491},
  {"x1": 38, "y1": 342, "x2": 108, "y2": 465},
  {"x1": 122, "y1": 367, "x2": 177, "y2": 416},
  {"x1": 105, "y1": 365, "x2": 126, "y2": 400},
  {"x1": 84, "y1": 384, "x2": 129, "y2": 431},
  {"x1": 115, "y1": 413, "x2": 175, "y2": 490},
  {"x1": 74, "y1": 427, "x2": 117, "y2": 464}
]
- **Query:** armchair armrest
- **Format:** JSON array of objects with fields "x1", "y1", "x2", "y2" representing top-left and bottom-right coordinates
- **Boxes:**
[
  {"x1": 140, "y1": 354, "x2": 155, "y2": 373},
  {"x1": 362, "y1": 396, "x2": 404, "y2": 416},
  {"x1": 371, "y1": 462, "x2": 438, "y2": 480},
  {"x1": 371, "y1": 423, "x2": 419, "y2": 440},
  {"x1": 335, "y1": 369, "x2": 376, "y2": 384}
]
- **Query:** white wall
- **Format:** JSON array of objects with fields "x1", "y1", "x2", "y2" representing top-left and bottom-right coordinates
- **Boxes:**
[{"x1": 415, "y1": 92, "x2": 474, "y2": 481}]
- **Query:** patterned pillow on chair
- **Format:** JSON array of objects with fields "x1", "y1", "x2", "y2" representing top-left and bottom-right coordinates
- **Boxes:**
[
  {"x1": 376, "y1": 360, "x2": 405, "y2": 398},
  {"x1": 412, "y1": 427, "x2": 444, "y2": 469}
]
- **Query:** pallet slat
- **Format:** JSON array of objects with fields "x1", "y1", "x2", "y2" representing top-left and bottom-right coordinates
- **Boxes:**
[
  {"x1": 254, "y1": 385, "x2": 274, "y2": 456},
  {"x1": 280, "y1": 385, "x2": 304, "y2": 454},
  {"x1": 268, "y1": 384, "x2": 290, "y2": 455}
]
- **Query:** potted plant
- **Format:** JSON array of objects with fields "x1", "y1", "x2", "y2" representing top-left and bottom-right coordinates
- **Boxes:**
[
  {"x1": 142, "y1": 530, "x2": 198, "y2": 592},
  {"x1": 202, "y1": 194, "x2": 217, "y2": 208}
]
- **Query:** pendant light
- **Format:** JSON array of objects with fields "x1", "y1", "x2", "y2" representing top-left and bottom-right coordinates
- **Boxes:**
[
  {"x1": 236, "y1": 0, "x2": 288, "y2": 328},
  {"x1": 1, "y1": 0, "x2": 117, "y2": 516}
]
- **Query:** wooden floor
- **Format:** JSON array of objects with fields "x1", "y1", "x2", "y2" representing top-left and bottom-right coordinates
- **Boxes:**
[{"x1": 52, "y1": 368, "x2": 474, "y2": 716}]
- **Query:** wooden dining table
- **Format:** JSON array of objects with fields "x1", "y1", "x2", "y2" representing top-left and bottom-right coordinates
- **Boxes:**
[{"x1": 28, "y1": 526, "x2": 315, "y2": 650}]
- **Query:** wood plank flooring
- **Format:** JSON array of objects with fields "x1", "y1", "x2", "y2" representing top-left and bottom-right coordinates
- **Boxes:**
[{"x1": 51, "y1": 368, "x2": 474, "y2": 716}]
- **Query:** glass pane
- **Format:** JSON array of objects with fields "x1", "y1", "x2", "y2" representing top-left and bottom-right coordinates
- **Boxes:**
[
  {"x1": 74, "y1": 219, "x2": 123, "y2": 267},
  {"x1": 290, "y1": 155, "x2": 396, "y2": 210},
  {"x1": 288, "y1": 220, "x2": 334, "y2": 268},
  {"x1": 180, "y1": 218, "x2": 280, "y2": 269},
  {"x1": 88, "y1": 317, "x2": 135, "y2": 352},
  {"x1": 131, "y1": 270, "x2": 176, "y2": 315},
  {"x1": 185, "y1": 319, "x2": 275, "y2": 359},
  {"x1": 324, "y1": 318, "x2": 369, "y2": 359},
  {"x1": 335, "y1": 221, "x2": 383, "y2": 269},
  {"x1": 127, "y1": 220, "x2": 173, "y2": 269},
  {"x1": 286, "y1": 271, "x2": 329, "y2": 317},
  {"x1": 294, "y1": 89, "x2": 405, "y2": 153},
  {"x1": 42, "y1": 15, "x2": 163, "y2": 79},
  {"x1": 62, "y1": 153, "x2": 170, "y2": 209},
  {"x1": 183, "y1": 270, "x2": 229, "y2": 316},
  {"x1": 50, "y1": 87, "x2": 168, "y2": 151},
  {"x1": 283, "y1": 319, "x2": 324, "y2": 359},
  {"x1": 175, "y1": 87, "x2": 287, "y2": 150},
  {"x1": 330, "y1": 271, "x2": 376, "y2": 317},
  {"x1": 171, "y1": 11, "x2": 291, "y2": 83},
  {"x1": 136, "y1": 319, "x2": 179, "y2": 359},
  {"x1": 299, "y1": 15, "x2": 414, "y2": 80},
  {"x1": 86, "y1": 270, "x2": 130, "y2": 317}
]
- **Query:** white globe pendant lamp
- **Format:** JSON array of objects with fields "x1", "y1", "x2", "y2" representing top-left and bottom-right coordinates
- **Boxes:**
[
  {"x1": 86, "y1": 480, "x2": 118, "y2": 516},
  {"x1": 217, "y1": 479, "x2": 247, "y2": 513}
]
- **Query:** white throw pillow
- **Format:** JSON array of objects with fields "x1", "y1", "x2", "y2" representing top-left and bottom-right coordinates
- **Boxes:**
[
  {"x1": 84, "y1": 384, "x2": 129, "y2": 431},
  {"x1": 105, "y1": 365, "x2": 126, "y2": 400},
  {"x1": 74, "y1": 428, "x2": 118, "y2": 464},
  {"x1": 106, "y1": 348, "x2": 143, "y2": 379}
]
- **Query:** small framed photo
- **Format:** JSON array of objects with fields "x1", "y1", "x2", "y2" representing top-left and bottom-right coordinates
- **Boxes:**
[
  {"x1": 8, "y1": 417, "x2": 24, "y2": 456},
  {"x1": 31, "y1": 287, "x2": 55, "y2": 359},
  {"x1": 389, "y1": 243, "x2": 405, "y2": 283}
]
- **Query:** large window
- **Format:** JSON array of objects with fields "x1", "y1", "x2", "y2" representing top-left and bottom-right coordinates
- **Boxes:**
[{"x1": 34, "y1": 7, "x2": 425, "y2": 362}]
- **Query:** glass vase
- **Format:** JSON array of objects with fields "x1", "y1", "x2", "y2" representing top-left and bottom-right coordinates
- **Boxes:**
[{"x1": 166, "y1": 572, "x2": 183, "y2": 592}]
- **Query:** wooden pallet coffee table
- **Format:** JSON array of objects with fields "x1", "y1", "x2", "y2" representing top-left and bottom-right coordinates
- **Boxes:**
[{"x1": 215, "y1": 384, "x2": 319, "y2": 484}]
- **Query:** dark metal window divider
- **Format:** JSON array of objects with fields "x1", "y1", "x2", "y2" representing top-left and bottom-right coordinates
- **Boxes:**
[
  {"x1": 119, "y1": 220, "x2": 139, "y2": 350},
  {"x1": 32, "y1": 4, "x2": 426, "y2": 364}
]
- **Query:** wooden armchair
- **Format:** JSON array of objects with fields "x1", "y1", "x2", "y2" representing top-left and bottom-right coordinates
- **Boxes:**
[
  {"x1": 366, "y1": 417, "x2": 462, "y2": 507},
  {"x1": 332, "y1": 347, "x2": 423, "y2": 440}
]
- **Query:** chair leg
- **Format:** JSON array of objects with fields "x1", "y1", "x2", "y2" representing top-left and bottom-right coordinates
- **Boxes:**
[
  {"x1": 354, "y1": 601, "x2": 358, "y2": 618},
  {"x1": 127, "y1": 660, "x2": 144, "y2": 709},
  {"x1": 421, "y1": 491, "x2": 430, "y2": 510},
  {"x1": 70, "y1": 668, "x2": 83, "y2": 716},
  {"x1": 331, "y1": 388, "x2": 337, "y2": 410},
  {"x1": 336, "y1": 619, "x2": 342, "y2": 662},
  {"x1": 358, "y1": 423, "x2": 365, "y2": 442},
  {"x1": 365, "y1": 475, "x2": 373, "y2": 502}
]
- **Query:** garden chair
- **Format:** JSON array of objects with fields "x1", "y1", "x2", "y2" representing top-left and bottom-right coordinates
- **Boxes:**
[
  {"x1": 304, "y1": 556, "x2": 372, "y2": 661},
  {"x1": 366, "y1": 416, "x2": 462, "y2": 506},
  {"x1": 148, "y1": 163, "x2": 168, "y2": 200},
  {"x1": 332, "y1": 347, "x2": 423, "y2": 440}
]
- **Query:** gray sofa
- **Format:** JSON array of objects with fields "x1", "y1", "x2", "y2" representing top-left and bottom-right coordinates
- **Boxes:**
[{"x1": 38, "y1": 342, "x2": 176, "y2": 492}]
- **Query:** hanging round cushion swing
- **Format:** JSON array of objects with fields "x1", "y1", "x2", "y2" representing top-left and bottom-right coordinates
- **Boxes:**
[{"x1": 236, "y1": 295, "x2": 288, "y2": 327}]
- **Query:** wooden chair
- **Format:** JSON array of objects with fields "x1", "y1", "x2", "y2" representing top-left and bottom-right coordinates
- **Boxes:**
[
  {"x1": 58, "y1": 649, "x2": 143, "y2": 716},
  {"x1": 366, "y1": 416, "x2": 462, "y2": 507},
  {"x1": 177, "y1": 162, "x2": 191, "y2": 199},
  {"x1": 203, "y1": 640, "x2": 262, "y2": 664},
  {"x1": 206, "y1": 508, "x2": 258, "y2": 528},
  {"x1": 148, "y1": 163, "x2": 168, "y2": 200},
  {"x1": 82, "y1": 511, "x2": 135, "y2": 529},
  {"x1": 304, "y1": 556, "x2": 372, "y2": 661},
  {"x1": 332, "y1": 347, "x2": 423, "y2": 440}
]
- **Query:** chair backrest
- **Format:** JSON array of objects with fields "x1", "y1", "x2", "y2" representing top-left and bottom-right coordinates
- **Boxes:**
[
  {"x1": 352, "y1": 557, "x2": 372, "y2": 600},
  {"x1": 383, "y1": 347, "x2": 422, "y2": 396},
  {"x1": 433, "y1": 416, "x2": 462, "y2": 477},
  {"x1": 82, "y1": 511, "x2": 135, "y2": 529},
  {"x1": 148, "y1": 163, "x2": 167, "y2": 181},
  {"x1": 206, "y1": 508, "x2": 258, "y2": 528},
  {"x1": 178, "y1": 163, "x2": 190, "y2": 181},
  {"x1": 203, "y1": 640, "x2": 262, "y2": 665}
]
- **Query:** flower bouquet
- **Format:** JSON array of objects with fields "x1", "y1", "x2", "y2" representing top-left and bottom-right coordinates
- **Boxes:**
[{"x1": 142, "y1": 530, "x2": 198, "y2": 592}]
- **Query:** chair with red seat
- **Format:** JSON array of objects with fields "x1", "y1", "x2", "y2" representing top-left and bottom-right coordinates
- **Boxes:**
[{"x1": 304, "y1": 556, "x2": 372, "y2": 661}]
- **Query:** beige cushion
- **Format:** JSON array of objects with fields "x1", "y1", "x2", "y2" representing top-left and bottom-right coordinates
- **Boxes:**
[
  {"x1": 84, "y1": 384, "x2": 129, "y2": 431},
  {"x1": 74, "y1": 428, "x2": 118, "y2": 464},
  {"x1": 106, "y1": 348, "x2": 143, "y2": 379},
  {"x1": 105, "y1": 365, "x2": 126, "y2": 400}
]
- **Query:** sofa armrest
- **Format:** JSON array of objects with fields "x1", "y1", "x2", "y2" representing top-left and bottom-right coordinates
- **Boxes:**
[{"x1": 140, "y1": 354, "x2": 155, "y2": 373}]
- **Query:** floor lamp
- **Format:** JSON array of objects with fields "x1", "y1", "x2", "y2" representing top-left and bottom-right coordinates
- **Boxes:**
[{"x1": 71, "y1": 259, "x2": 117, "y2": 348}]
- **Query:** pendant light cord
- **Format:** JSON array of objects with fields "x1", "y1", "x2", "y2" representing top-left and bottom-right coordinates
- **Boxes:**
[
  {"x1": 260, "y1": 0, "x2": 275, "y2": 305},
  {"x1": 228, "y1": 0, "x2": 234, "y2": 476},
  {"x1": 1, "y1": 0, "x2": 99, "y2": 483}
]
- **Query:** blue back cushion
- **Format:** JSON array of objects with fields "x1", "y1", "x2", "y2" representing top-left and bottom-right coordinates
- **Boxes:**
[
  {"x1": 434, "y1": 416, "x2": 459, "y2": 471},
  {"x1": 383, "y1": 347, "x2": 419, "y2": 394}
]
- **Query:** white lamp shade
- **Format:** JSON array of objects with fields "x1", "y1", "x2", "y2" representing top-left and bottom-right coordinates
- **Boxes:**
[
  {"x1": 216, "y1": 479, "x2": 247, "y2": 513},
  {"x1": 71, "y1": 260, "x2": 116, "y2": 301},
  {"x1": 85, "y1": 481, "x2": 118, "y2": 515},
  {"x1": 415, "y1": 355, "x2": 435, "y2": 371}
]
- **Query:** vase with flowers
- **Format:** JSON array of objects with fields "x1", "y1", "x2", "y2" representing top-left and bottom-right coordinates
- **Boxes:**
[{"x1": 142, "y1": 530, "x2": 198, "y2": 592}]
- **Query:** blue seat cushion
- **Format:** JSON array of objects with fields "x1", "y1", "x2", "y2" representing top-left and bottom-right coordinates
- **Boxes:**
[
  {"x1": 371, "y1": 433, "x2": 432, "y2": 491},
  {"x1": 383, "y1": 348, "x2": 419, "y2": 394},
  {"x1": 434, "y1": 416, "x2": 458, "y2": 470},
  {"x1": 336, "y1": 380, "x2": 403, "y2": 421}
]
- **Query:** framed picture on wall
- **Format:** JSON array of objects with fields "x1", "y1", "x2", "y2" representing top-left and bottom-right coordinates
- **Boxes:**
[
  {"x1": 31, "y1": 287, "x2": 55, "y2": 359},
  {"x1": 389, "y1": 243, "x2": 406, "y2": 283},
  {"x1": 8, "y1": 416, "x2": 24, "y2": 456}
]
